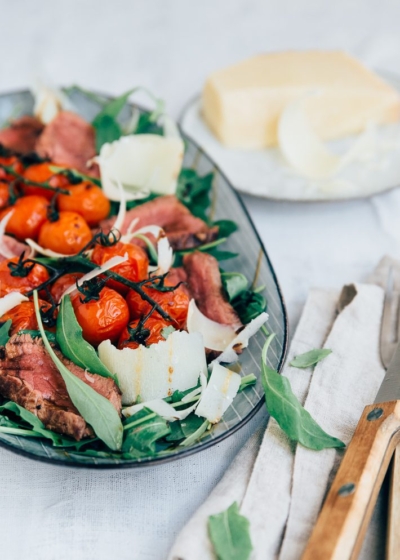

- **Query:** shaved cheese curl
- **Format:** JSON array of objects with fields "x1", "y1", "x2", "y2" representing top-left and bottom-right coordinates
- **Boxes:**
[
  {"x1": 195, "y1": 363, "x2": 241, "y2": 423},
  {"x1": 187, "y1": 299, "x2": 236, "y2": 351},
  {"x1": 212, "y1": 312, "x2": 269, "y2": 364}
]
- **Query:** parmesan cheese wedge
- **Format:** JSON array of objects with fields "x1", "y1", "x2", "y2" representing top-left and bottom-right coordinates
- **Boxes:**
[{"x1": 203, "y1": 51, "x2": 400, "y2": 149}]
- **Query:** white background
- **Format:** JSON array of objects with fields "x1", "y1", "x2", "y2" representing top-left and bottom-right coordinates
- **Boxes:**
[{"x1": 1, "y1": 1, "x2": 400, "y2": 558}]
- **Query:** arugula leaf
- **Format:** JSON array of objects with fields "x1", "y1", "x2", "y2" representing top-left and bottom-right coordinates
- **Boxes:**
[
  {"x1": 0, "y1": 401, "x2": 63, "y2": 444},
  {"x1": 93, "y1": 114, "x2": 122, "y2": 152},
  {"x1": 122, "y1": 408, "x2": 170, "y2": 454},
  {"x1": 208, "y1": 502, "x2": 253, "y2": 560},
  {"x1": 206, "y1": 249, "x2": 238, "y2": 262},
  {"x1": 176, "y1": 169, "x2": 213, "y2": 221},
  {"x1": 33, "y1": 291, "x2": 123, "y2": 451},
  {"x1": 261, "y1": 335, "x2": 345, "y2": 451},
  {"x1": 56, "y1": 296, "x2": 118, "y2": 384},
  {"x1": 232, "y1": 290, "x2": 267, "y2": 324},
  {"x1": 238, "y1": 374, "x2": 257, "y2": 392},
  {"x1": 221, "y1": 272, "x2": 248, "y2": 301},
  {"x1": 180, "y1": 417, "x2": 209, "y2": 447},
  {"x1": 165, "y1": 421, "x2": 185, "y2": 442},
  {"x1": 290, "y1": 349, "x2": 332, "y2": 369},
  {"x1": 0, "y1": 320, "x2": 12, "y2": 346},
  {"x1": 92, "y1": 87, "x2": 165, "y2": 152},
  {"x1": 213, "y1": 219, "x2": 238, "y2": 238},
  {"x1": 135, "y1": 112, "x2": 164, "y2": 136}
]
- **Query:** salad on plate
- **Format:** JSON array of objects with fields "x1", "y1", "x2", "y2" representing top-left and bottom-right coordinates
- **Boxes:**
[{"x1": 0, "y1": 86, "x2": 268, "y2": 460}]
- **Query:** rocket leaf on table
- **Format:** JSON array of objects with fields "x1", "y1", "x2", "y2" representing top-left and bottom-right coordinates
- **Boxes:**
[
  {"x1": 290, "y1": 348, "x2": 332, "y2": 369},
  {"x1": 261, "y1": 334, "x2": 345, "y2": 451},
  {"x1": 208, "y1": 502, "x2": 253, "y2": 560}
]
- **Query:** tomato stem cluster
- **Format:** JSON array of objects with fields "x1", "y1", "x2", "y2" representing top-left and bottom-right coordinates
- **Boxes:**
[{"x1": 0, "y1": 164, "x2": 71, "y2": 196}]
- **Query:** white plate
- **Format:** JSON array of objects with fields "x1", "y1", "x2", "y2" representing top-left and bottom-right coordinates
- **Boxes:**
[{"x1": 180, "y1": 71, "x2": 400, "y2": 202}]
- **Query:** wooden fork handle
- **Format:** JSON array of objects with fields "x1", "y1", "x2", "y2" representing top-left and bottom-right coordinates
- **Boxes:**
[
  {"x1": 302, "y1": 400, "x2": 400, "y2": 560},
  {"x1": 387, "y1": 445, "x2": 400, "y2": 559}
]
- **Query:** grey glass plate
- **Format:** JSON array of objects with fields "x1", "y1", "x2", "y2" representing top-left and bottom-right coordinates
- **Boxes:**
[{"x1": 0, "y1": 89, "x2": 288, "y2": 468}]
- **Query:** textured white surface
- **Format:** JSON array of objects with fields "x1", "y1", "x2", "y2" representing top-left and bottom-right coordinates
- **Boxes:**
[{"x1": 1, "y1": 1, "x2": 400, "y2": 559}]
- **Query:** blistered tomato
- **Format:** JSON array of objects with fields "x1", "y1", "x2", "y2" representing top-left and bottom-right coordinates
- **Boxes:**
[
  {"x1": 1, "y1": 299, "x2": 54, "y2": 335},
  {"x1": 0, "y1": 195, "x2": 49, "y2": 241},
  {"x1": 57, "y1": 182, "x2": 110, "y2": 226},
  {"x1": 71, "y1": 286, "x2": 130, "y2": 346},
  {"x1": 126, "y1": 280, "x2": 189, "y2": 329},
  {"x1": 50, "y1": 272, "x2": 84, "y2": 302},
  {"x1": 38, "y1": 211, "x2": 92, "y2": 255},
  {"x1": 0, "y1": 257, "x2": 49, "y2": 297},
  {"x1": 117, "y1": 316, "x2": 173, "y2": 349},
  {"x1": 91, "y1": 241, "x2": 149, "y2": 294}
]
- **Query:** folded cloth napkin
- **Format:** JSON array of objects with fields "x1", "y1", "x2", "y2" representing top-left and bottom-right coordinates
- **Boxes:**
[{"x1": 169, "y1": 258, "x2": 392, "y2": 560}]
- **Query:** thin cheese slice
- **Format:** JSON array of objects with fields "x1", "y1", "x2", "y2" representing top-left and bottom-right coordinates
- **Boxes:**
[{"x1": 202, "y1": 51, "x2": 400, "y2": 149}]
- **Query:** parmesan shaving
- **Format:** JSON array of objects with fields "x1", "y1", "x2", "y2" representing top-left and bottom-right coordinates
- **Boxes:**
[
  {"x1": 98, "y1": 331, "x2": 207, "y2": 405},
  {"x1": 25, "y1": 239, "x2": 73, "y2": 259},
  {"x1": 98, "y1": 134, "x2": 184, "y2": 201},
  {"x1": 195, "y1": 363, "x2": 241, "y2": 423},
  {"x1": 278, "y1": 94, "x2": 380, "y2": 181},
  {"x1": 187, "y1": 299, "x2": 236, "y2": 351},
  {"x1": 212, "y1": 312, "x2": 269, "y2": 364},
  {"x1": 123, "y1": 398, "x2": 197, "y2": 422}
]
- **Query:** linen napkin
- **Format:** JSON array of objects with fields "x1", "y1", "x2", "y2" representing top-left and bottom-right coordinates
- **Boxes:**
[{"x1": 169, "y1": 262, "x2": 390, "y2": 560}]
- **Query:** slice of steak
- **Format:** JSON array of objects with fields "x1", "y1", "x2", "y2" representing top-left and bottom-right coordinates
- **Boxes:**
[
  {"x1": 36, "y1": 111, "x2": 98, "y2": 175},
  {"x1": 183, "y1": 252, "x2": 242, "y2": 330},
  {"x1": 167, "y1": 267, "x2": 189, "y2": 296},
  {"x1": 0, "y1": 236, "x2": 29, "y2": 264},
  {"x1": 99, "y1": 195, "x2": 219, "y2": 250},
  {"x1": 0, "y1": 334, "x2": 121, "y2": 440},
  {"x1": 0, "y1": 116, "x2": 44, "y2": 154}
]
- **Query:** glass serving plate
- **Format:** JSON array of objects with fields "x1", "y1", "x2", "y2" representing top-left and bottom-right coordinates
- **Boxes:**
[{"x1": 0, "y1": 89, "x2": 288, "y2": 468}]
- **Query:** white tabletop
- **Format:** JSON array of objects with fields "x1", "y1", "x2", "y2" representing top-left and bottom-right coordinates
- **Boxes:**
[{"x1": 1, "y1": 1, "x2": 400, "y2": 558}]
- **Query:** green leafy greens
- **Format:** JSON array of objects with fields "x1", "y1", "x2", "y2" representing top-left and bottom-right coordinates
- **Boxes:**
[
  {"x1": 260, "y1": 334, "x2": 345, "y2": 451},
  {"x1": 290, "y1": 349, "x2": 332, "y2": 369},
  {"x1": 91, "y1": 87, "x2": 165, "y2": 152},
  {"x1": 221, "y1": 272, "x2": 267, "y2": 324},
  {"x1": 33, "y1": 291, "x2": 123, "y2": 451},
  {"x1": 0, "y1": 320, "x2": 12, "y2": 346},
  {"x1": 208, "y1": 502, "x2": 253, "y2": 560}
]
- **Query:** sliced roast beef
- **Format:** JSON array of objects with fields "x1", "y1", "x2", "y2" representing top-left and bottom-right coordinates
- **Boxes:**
[
  {"x1": 0, "y1": 334, "x2": 121, "y2": 440},
  {"x1": 36, "y1": 111, "x2": 98, "y2": 175},
  {"x1": 183, "y1": 252, "x2": 242, "y2": 329},
  {"x1": 167, "y1": 266, "x2": 189, "y2": 296},
  {"x1": 0, "y1": 236, "x2": 29, "y2": 264},
  {"x1": 0, "y1": 116, "x2": 44, "y2": 154},
  {"x1": 100, "y1": 195, "x2": 218, "y2": 250}
]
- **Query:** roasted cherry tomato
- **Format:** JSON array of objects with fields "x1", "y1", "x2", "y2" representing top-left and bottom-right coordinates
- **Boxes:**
[
  {"x1": 50, "y1": 272, "x2": 84, "y2": 303},
  {"x1": 117, "y1": 316, "x2": 173, "y2": 349},
  {"x1": 0, "y1": 181, "x2": 10, "y2": 210},
  {"x1": 91, "y1": 241, "x2": 149, "y2": 295},
  {"x1": 0, "y1": 195, "x2": 49, "y2": 241},
  {"x1": 71, "y1": 286, "x2": 130, "y2": 346},
  {"x1": 126, "y1": 280, "x2": 189, "y2": 329},
  {"x1": 23, "y1": 162, "x2": 70, "y2": 200},
  {"x1": 0, "y1": 257, "x2": 49, "y2": 297},
  {"x1": 38, "y1": 211, "x2": 92, "y2": 255},
  {"x1": 57, "y1": 182, "x2": 110, "y2": 226},
  {"x1": 1, "y1": 299, "x2": 54, "y2": 335},
  {"x1": 0, "y1": 155, "x2": 23, "y2": 182}
]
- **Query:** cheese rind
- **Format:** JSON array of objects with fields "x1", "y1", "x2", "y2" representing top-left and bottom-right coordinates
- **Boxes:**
[{"x1": 202, "y1": 51, "x2": 400, "y2": 149}]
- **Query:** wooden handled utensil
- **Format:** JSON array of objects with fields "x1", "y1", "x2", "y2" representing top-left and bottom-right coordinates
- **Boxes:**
[{"x1": 302, "y1": 270, "x2": 400, "y2": 560}]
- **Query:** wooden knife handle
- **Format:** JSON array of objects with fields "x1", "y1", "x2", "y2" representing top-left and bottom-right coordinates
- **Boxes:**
[
  {"x1": 302, "y1": 400, "x2": 400, "y2": 560},
  {"x1": 387, "y1": 445, "x2": 400, "y2": 559}
]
